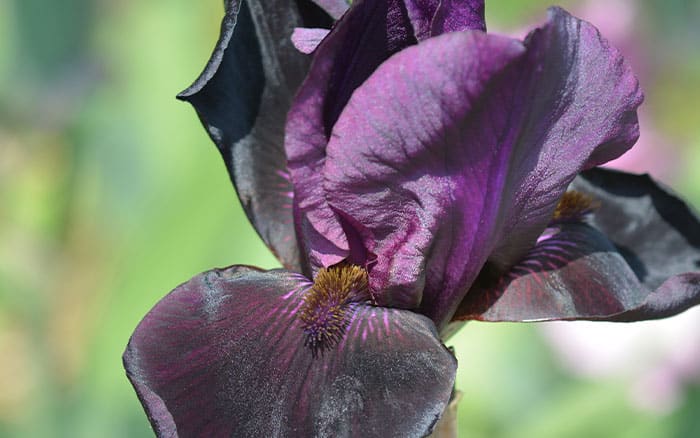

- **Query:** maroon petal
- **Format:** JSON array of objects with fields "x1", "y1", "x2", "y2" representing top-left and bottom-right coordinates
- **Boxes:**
[
  {"x1": 455, "y1": 219, "x2": 700, "y2": 322},
  {"x1": 177, "y1": 1, "x2": 330, "y2": 272},
  {"x1": 324, "y1": 8, "x2": 642, "y2": 331},
  {"x1": 404, "y1": 0, "x2": 486, "y2": 39},
  {"x1": 573, "y1": 167, "x2": 700, "y2": 321},
  {"x1": 124, "y1": 266, "x2": 456, "y2": 437},
  {"x1": 285, "y1": 0, "x2": 417, "y2": 270},
  {"x1": 455, "y1": 223, "x2": 642, "y2": 321}
]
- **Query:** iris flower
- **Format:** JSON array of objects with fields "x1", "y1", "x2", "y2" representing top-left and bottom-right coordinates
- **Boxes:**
[{"x1": 124, "y1": 0, "x2": 700, "y2": 436}]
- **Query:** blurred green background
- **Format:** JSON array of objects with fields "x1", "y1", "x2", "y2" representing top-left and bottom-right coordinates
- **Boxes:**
[{"x1": 0, "y1": 0, "x2": 698, "y2": 436}]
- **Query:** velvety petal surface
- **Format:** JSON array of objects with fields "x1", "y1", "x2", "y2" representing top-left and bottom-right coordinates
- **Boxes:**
[
  {"x1": 124, "y1": 266, "x2": 456, "y2": 437},
  {"x1": 403, "y1": 0, "x2": 486, "y2": 40},
  {"x1": 285, "y1": 0, "x2": 417, "y2": 270},
  {"x1": 178, "y1": 1, "x2": 331, "y2": 272},
  {"x1": 454, "y1": 168, "x2": 700, "y2": 322},
  {"x1": 324, "y1": 8, "x2": 642, "y2": 331}
]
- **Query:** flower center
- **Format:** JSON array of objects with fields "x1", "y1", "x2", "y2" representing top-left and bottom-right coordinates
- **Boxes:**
[
  {"x1": 300, "y1": 264, "x2": 372, "y2": 356},
  {"x1": 551, "y1": 190, "x2": 600, "y2": 224}
]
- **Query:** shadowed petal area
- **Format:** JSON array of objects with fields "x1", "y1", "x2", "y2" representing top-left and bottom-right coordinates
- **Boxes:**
[
  {"x1": 124, "y1": 266, "x2": 456, "y2": 437},
  {"x1": 573, "y1": 167, "x2": 700, "y2": 320},
  {"x1": 403, "y1": 0, "x2": 486, "y2": 40},
  {"x1": 455, "y1": 224, "x2": 642, "y2": 321},
  {"x1": 286, "y1": 0, "x2": 417, "y2": 270},
  {"x1": 177, "y1": 1, "x2": 331, "y2": 273},
  {"x1": 454, "y1": 224, "x2": 700, "y2": 322},
  {"x1": 324, "y1": 8, "x2": 642, "y2": 331}
]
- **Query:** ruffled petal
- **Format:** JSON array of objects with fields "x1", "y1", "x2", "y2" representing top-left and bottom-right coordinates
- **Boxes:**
[
  {"x1": 124, "y1": 266, "x2": 456, "y2": 437},
  {"x1": 285, "y1": 0, "x2": 417, "y2": 270},
  {"x1": 403, "y1": 0, "x2": 486, "y2": 39},
  {"x1": 454, "y1": 168, "x2": 700, "y2": 322},
  {"x1": 574, "y1": 167, "x2": 700, "y2": 321},
  {"x1": 177, "y1": 1, "x2": 330, "y2": 272},
  {"x1": 324, "y1": 8, "x2": 642, "y2": 330},
  {"x1": 455, "y1": 223, "x2": 643, "y2": 321}
]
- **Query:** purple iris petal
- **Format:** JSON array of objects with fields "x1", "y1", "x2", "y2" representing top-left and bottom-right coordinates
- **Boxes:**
[
  {"x1": 124, "y1": 266, "x2": 456, "y2": 437},
  {"x1": 177, "y1": 0, "x2": 331, "y2": 273},
  {"x1": 285, "y1": 0, "x2": 417, "y2": 270},
  {"x1": 456, "y1": 223, "x2": 642, "y2": 321},
  {"x1": 575, "y1": 168, "x2": 700, "y2": 293},
  {"x1": 455, "y1": 168, "x2": 700, "y2": 322},
  {"x1": 576, "y1": 168, "x2": 700, "y2": 320},
  {"x1": 324, "y1": 8, "x2": 642, "y2": 331},
  {"x1": 404, "y1": 0, "x2": 486, "y2": 39}
]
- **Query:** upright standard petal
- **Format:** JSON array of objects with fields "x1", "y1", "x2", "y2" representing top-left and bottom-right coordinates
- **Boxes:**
[
  {"x1": 125, "y1": 266, "x2": 457, "y2": 437},
  {"x1": 324, "y1": 8, "x2": 642, "y2": 331},
  {"x1": 403, "y1": 0, "x2": 486, "y2": 40},
  {"x1": 454, "y1": 168, "x2": 700, "y2": 322},
  {"x1": 326, "y1": 30, "x2": 526, "y2": 318},
  {"x1": 178, "y1": 1, "x2": 331, "y2": 272},
  {"x1": 486, "y1": 7, "x2": 643, "y2": 272},
  {"x1": 285, "y1": 0, "x2": 417, "y2": 270}
]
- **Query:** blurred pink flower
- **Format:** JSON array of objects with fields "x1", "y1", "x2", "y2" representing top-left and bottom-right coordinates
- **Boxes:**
[{"x1": 542, "y1": 307, "x2": 700, "y2": 413}]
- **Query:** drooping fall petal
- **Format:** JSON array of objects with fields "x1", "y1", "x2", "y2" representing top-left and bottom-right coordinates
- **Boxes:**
[
  {"x1": 178, "y1": 0, "x2": 331, "y2": 273},
  {"x1": 124, "y1": 266, "x2": 456, "y2": 437},
  {"x1": 455, "y1": 223, "x2": 644, "y2": 321},
  {"x1": 454, "y1": 168, "x2": 700, "y2": 322},
  {"x1": 576, "y1": 168, "x2": 700, "y2": 321},
  {"x1": 324, "y1": 8, "x2": 642, "y2": 331}
]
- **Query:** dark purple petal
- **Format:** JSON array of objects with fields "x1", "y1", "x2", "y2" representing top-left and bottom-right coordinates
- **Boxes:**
[
  {"x1": 124, "y1": 266, "x2": 456, "y2": 437},
  {"x1": 486, "y1": 7, "x2": 643, "y2": 272},
  {"x1": 324, "y1": 8, "x2": 642, "y2": 331},
  {"x1": 403, "y1": 0, "x2": 486, "y2": 40},
  {"x1": 455, "y1": 224, "x2": 642, "y2": 321},
  {"x1": 285, "y1": 0, "x2": 417, "y2": 270},
  {"x1": 291, "y1": 27, "x2": 331, "y2": 54},
  {"x1": 311, "y1": 0, "x2": 350, "y2": 19},
  {"x1": 573, "y1": 167, "x2": 700, "y2": 320},
  {"x1": 454, "y1": 223, "x2": 700, "y2": 322},
  {"x1": 325, "y1": 30, "x2": 524, "y2": 317},
  {"x1": 177, "y1": 1, "x2": 330, "y2": 273}
]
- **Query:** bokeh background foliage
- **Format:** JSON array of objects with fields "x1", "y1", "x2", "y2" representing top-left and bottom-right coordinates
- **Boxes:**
[{"x1": 0, "y1": 0, "x2": 698, "y2": 436}]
